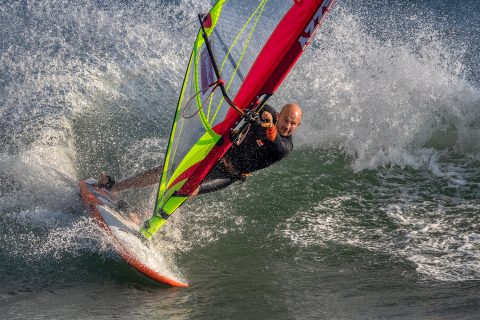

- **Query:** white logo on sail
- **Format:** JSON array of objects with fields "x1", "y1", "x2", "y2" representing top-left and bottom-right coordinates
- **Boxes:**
[{"x1": 298, "y1": 0, "x2": 333, "y2": 49}]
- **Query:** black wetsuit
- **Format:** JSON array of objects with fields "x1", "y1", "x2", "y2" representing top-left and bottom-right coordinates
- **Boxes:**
[{"x1": 199, "y1": 105, "x2": 293, "y2": 194}]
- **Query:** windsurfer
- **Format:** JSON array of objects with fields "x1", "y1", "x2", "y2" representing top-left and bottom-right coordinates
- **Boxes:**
[{"x1": 98, "y1": 103, "x2": 302, "y2": 195}]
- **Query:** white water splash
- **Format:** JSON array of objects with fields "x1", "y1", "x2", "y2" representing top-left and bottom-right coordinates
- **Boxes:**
[
  {"x1": 0, "y1": 0, "x2": 210, "y2": 261},
  {"x1": 277, "y1": 3, "x2": 480, "y2": 170}
]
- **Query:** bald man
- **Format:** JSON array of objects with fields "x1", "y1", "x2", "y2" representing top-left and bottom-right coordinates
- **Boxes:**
[
  {"x1": 99, "y1": 103, "x2": 302, "y2": 195},
  {"x1": 195, "y1": 103, "x2": 302, "y2": 194}
]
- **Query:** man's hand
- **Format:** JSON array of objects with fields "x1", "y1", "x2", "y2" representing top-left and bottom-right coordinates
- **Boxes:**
[{"x1": 262, "y1": 111, "x2": 274, "y2": 127}]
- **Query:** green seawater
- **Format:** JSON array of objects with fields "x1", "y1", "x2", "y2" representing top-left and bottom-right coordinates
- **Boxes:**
[{"x1": 2, "y1": 149, "x2": 480, "y2": 319}]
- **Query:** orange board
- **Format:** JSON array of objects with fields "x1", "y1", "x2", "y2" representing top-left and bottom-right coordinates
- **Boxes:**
[{"x1": 79, "y1": 179, "x2": 188, "y2": 288}]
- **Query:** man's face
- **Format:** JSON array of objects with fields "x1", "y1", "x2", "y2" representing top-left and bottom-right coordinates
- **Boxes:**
[{"x1": 276, "y1": 108, "x2": 301, "y2": 137}]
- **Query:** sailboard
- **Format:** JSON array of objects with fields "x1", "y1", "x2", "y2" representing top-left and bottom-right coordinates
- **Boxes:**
[
  {"x1": 79, "y1": 179, "x2": 189, "y2": 287},
  {"x1": 140, "y1": 0, "x2": 337, "y2": 239}
]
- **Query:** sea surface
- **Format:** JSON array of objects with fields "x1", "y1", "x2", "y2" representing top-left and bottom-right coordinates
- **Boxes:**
[{"x1": 1, "y1": 0, "x2": 480, "y2": 319}]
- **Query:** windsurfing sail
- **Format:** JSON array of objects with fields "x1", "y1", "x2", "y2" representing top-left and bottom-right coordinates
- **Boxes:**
[{"x1": 140, "y1": 0, "x2": 336, "y2": 239}]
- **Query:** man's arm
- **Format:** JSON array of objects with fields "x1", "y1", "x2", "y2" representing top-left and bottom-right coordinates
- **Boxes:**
[
  {"x1": 100, "y1": 166, "x2": 162, "y2": 192},
  {"x1": 261, "y1": 112, "x2": 292, "y2": 158}
]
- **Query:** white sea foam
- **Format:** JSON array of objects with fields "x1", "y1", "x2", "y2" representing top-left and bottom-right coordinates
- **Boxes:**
[
  {"x1": 278, "y1": 158, "x2": 480, "y2": 281},
  {"x1": 152, "y1": 193, "x2": 247, "y2": 253}
]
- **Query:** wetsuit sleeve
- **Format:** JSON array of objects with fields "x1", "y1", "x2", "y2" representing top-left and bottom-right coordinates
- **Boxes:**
[
  {"x1": 266, "y1": 130, "x2": 293, "y2": 160},
  {"x1": 266, "y1": 126, "x2": 277, "y2": 142},
  {"x1": 261, "y1": 104, "x2": 279, "y2": 141},
  {"x1": 260, "y1": 104, "x2": 292, "y2": 159}
]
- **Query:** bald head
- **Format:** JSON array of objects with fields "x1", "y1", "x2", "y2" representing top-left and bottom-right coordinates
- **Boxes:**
[
  {"x1": 281, "y1": 103, "x2": 302, "y2": 116},
  {"x1": 276, "y1": 103, "x2": 302, "y2": 137}
]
